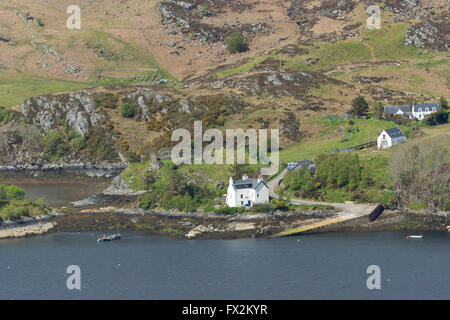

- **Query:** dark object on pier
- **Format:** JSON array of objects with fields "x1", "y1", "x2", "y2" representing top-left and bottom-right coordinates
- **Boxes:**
[{"x1": 369, "y1": 204, "x2": 384, "y2": 222}]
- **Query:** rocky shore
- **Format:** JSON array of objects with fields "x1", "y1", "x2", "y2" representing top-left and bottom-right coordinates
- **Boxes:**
[
  {"x1": 0, "y1": 210, "x2": 63, "y2": 239},
  {"x1": 1, "y1": 206, "x2": 448, "y2": 241},
  {"x1": 0, "y1": 162, "x2": 127, "y2": 178}
]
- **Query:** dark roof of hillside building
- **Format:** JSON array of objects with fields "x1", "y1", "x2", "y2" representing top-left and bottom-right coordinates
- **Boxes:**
[
  {"x1": 383, "y1": 128, "x2": 405, "y2": 138},
  {"x1": 233, "y1": 178, "x2": 268, "y2": 190},
  {"x1": 413, "y1": 103, "x2": 440, "y2": 112},
  {"x1": 288, "y1": 160, "x2": 315, "y2": 170},
  {"x1": 384, "y1": 105, "x2": 411, "y2": 114}
]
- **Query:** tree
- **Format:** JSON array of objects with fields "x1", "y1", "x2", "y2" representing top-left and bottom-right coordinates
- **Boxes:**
[
  {"x1": 5, "y1": 185, "x2": 25, "y2": 200},
  {"x1": 375, "y1": 102, "x2": 384, "y2": 119},
  {"x1": 231, "y1": 164, "x2": 256, "y2": 180},
  {"x1": 40, "y1": 130, "x2": 68, "y2": 159},
  {"x1": 424, "y1": 109, "x2": 449, "y2": 126},
  {"x1": 389, "y1": 136, "x2": 449, "y2": 211},
  {"x1": 351, "y1": 96, "x2": 369, "y2": 117},
  {"x1": 120, "y1": 102, "x2": 134, "y2": 118},
  {"x1": 225, "y1": 32, "x2": 248, "y2": 54},
  {"x1": 439, "y1": 96, "x2": 448, "y2": 110}
]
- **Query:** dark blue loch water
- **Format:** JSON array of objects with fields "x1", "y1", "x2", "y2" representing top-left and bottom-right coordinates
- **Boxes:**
[{"x1": 0, "y1": 231, "x2": 449, "y2": 299}]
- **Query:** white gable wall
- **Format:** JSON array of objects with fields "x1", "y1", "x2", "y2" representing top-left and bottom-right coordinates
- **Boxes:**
[
  {"x1": 226, "y1": 183, "x2": 238, "y2": 207},
  {"x1": 377, "y1": 130, "x2": 392, "y2": 149},
  {"x1": 377, "y1": 130, "x2": 406, "y2": 149},
  {"x1": 254, "y1": 183, "x2": 269, "y2": 205}
]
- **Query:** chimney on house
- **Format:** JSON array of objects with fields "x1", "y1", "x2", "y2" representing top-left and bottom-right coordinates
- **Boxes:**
[
  {"x1": 258, "y1": 175, "x2": 263, "y2": 183},
  {"x1": 242, "y1": 174, "x2": 248, "y2": 180},
  {"x1": 229, "y1": 177, "x2": 234, "y2": 186}
]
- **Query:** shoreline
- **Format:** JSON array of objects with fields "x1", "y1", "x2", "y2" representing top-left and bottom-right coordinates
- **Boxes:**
[
  {"x1": 1, "y1": 208, "x2": 448, "y2": 240},
  {"x1": 0, "y1": 162, "x2": 127, "y2": 179}
]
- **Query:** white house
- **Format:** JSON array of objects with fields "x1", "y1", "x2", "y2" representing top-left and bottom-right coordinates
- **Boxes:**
[
  {"x1": 226, "y1": 174, "x2": 269, "y2": 207},
  {"x1": 411, "y1": 103, "x2": 440, "y2": 120},
  {"x1": 384, "y1": 103, "x2": 440, "y2": 120},
  {"x1": 384, "y1": 105, "x2": 413, "y2": 119},
  {"x1": 377, "y1": 128, "x2": 406, "y2": 149}
]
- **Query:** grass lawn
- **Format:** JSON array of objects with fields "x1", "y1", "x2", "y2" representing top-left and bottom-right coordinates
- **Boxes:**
[
  {"x1": 217, "y1": 22, "x2": 440, "y2": 77},
  {"x1": 279, "y1": 118, "x2": 410, "y2": 162},
  {"x1": 0, "y1": 73, "x2": 91, "y2": 107}
]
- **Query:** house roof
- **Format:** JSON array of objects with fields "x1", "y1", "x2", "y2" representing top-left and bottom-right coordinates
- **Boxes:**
[
  {"x1": 233, "y1": 178, "x2": 268, "y2": 190},
  {"x1": 383, "y1": 128, "x2": 405, "y2": 138},
  {"x1": 288, "y1": 160, "x2": 316, "y2": 171},
  {"x1": 413, "y1": 103, "x2": 440, "y2": 112},
  {"x1": 384, "y1": 105, "x2": 411, "y2": 114}
]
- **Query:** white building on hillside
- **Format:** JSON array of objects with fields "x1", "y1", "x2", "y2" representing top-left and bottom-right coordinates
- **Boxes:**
[
  {"x1": 377, "y1": 128, "x2": 406, "y2": 149},
  {"x1": 384, "y1": 103, "x2": 440, "y2": 120},
  {"x1": 411, "y1": 103, "x2": 440, "y2": 120},
  {"x1": 226, "y1": 174, "x2": 269, "y2": 207},
  {"x1": 384, "y1": 105, "x2": 413, "y2": 119}
]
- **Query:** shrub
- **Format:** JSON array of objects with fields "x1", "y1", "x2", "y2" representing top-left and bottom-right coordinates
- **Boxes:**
[
  {"x1": 270, "y1": 199, "x2": 289, "y2": 211},
  {"x1": 68, "y1": 129, "x2": 80, "y2": 139},
  {"x1": 439, "y1": 96, "x2": 448, "y2": 110},
  {"x1": 83, "y1": 127, "x2": 118, "y2": 162},
  {"x1": 250, "y1": 203, "x2": 272, "y2": 213},
  {"x1": 203, "y1": 204, "x2": 216, "y2": 213},
  {"x1": 351, "y1": 96, "x2": 369, "y2": 117},
  {"x1": 35, "y1": 197, "x2": 48, "y2": 207},
  {"x1": 424, "y1": 110, "x2": 449, "y2": 126},
  {"x1": 120, "y1": 102, "x2": 134, "y2": 118},
  {"x1": 71, "y1": 136, "x2": 87, "y2": 152},
  {"x1": 409, "y1": 201, "x2": 428, "y2": 210},
  {"x1": 225, "y1": 32, "x2": 248, "y2": 54},
  {"x1": 0, "y1": 107, "x2": 16, "y2": 123},
  {"x1": 5, "y1": 185, "x2": 25, "y2": 200},
  {"x1": 40, "y1": 130, "x2": 68, "y2": 159},
  {"x1": 214, "y1": 206, "x2": 243, "y2": 215},
  {"x1": 3, "y1": 203, "x2": 29, "y2": 220},
  {"x1": 97, "y1": 93, "x2": 118, "y2": 109},
  {"x1": 139, "y1": 194, "x2": 156, "y2": 209}
]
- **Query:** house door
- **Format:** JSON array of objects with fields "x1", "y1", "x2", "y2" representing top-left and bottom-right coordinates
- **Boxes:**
[{"x1": 248, "y1": 200, "x2": 251, "y2": 206}]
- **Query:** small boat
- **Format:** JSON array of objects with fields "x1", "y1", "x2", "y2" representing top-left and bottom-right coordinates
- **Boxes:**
[
  {"x1": 406, "y1": 235, "x2": 423, "y2": 239},
  {"x1": 97, "y1": 233, "x2": 122, "y2": 242}
]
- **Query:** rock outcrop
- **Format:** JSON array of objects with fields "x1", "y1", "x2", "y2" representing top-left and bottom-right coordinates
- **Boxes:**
[
  {"x1": 157, "y1": 0, "x2": 272, "y2": 45},
  {"x1": 405, "y1": 13, "x2": 449, "y2": 51},
  {"x1": 20, "y1": 91, "x2": 108, "y2": 136}
]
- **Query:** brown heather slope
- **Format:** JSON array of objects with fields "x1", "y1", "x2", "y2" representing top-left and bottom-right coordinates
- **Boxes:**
[
  {"x1": 0, "y1": 0, "x2": 300, "y2": 81},
  {"x1": 1, "y1": 0, "x2": 448, "y2": 82},
  {"x1": 0, "y1": 0, "x2": 448, "y2": 164}
]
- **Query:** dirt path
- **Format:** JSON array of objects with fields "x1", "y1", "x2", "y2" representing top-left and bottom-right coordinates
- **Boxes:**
[{"x1": 363, "y1": 43, "x2": 376, "y2": 62}]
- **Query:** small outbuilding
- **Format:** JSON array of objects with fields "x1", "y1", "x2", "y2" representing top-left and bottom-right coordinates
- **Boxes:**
[
  {"x1": 377, "y1": 128, "x2": 406, "y2": 149},
  {"x1": 342, "y1": 111, "x2": 352, "y2": 120}
]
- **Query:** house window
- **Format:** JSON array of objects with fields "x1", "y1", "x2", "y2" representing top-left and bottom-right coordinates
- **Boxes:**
[
  {"x1": 257, "y1": 193, "x2": 259, "y2": 198},
  {"x1": 425, "y1": 108, "x2": 429, "y2": 112},
  {"x1": 432, "y1": 107, "x2": 436, "y2": 111},
  {"x1": 383, "y1": 134, "x2": 386, "y2": 139},
  {"x1": 241, "y1": 201, "x2": 243, "y2": 205},
  {"x1": 240, "y1": 194, "x2": 243, "y2": 199},
  {"x1": 418, "y1": 108, "x2": 422, "y2": 112}
]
